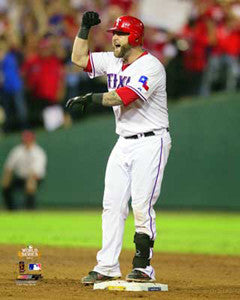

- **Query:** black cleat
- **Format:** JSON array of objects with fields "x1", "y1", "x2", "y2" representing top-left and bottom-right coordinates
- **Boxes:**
[
  {"x1": 81, "y1": 271, "x2": 120, "y2": 285},
  {"x1": 126, "y1": 270, "x2": 155, "y2": 282}
]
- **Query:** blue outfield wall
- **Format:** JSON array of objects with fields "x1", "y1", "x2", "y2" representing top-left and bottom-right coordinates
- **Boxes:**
[{"x1": 0, "y1": 92, "x2": 239, "y2": 210}]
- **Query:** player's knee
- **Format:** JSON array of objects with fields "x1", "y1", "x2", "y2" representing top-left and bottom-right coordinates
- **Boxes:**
[
  {"x1": 103, "y1": 198, "x2": 129, "y2": 217},
  {"x1": 132, "y1": 202, "x2": 145, "y2": 224}
]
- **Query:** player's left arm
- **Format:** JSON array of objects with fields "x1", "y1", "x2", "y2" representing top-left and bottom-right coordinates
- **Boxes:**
[
  {"x1": 66, "y1": 91, "x2": 122, "y2": 108},
  {"x1": 102, "y1": 91, "x2": 123, "y2": 106},
  {"x1": 66, "y1": 87, "x2": 139, "y2": 108}
]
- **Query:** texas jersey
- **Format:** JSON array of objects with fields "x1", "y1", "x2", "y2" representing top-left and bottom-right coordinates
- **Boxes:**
[{"x1": 87, "y1": 51, "x2": 169, "y2": 137}]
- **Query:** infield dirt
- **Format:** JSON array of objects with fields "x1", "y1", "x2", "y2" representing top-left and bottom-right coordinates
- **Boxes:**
[{"x1": 0, "y1": 245, "x2": 239, "y2": 299}]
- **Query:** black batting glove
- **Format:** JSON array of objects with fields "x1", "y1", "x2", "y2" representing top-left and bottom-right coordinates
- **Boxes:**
[
  {"x1": 66, "y1": 93, "x2": 93, "y2": 110},
  {"x1": 82, "y1": 11, "x2": 101, "y2": 28},
  {"x1": 78, "y1": 12, "x2": 101, "y2": 39}
]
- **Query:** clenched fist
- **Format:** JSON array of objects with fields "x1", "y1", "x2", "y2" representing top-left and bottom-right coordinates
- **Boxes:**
[{"x1": 82, "y1": 11, "x2": 101, "y2": 28}]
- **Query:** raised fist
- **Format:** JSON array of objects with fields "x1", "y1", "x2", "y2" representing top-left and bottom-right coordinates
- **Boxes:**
[{"x1": 82, "y1": 11, "x2": 101, "y2": 28}]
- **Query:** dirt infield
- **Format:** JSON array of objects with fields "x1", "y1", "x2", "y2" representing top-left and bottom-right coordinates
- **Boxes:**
[{"x1": 0, "y1": 245, "x2": 240, "y2": 300}]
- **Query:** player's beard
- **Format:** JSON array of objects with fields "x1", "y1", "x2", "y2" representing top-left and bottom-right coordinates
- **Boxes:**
[{"x1": 113, "y1": 43, "x2": 131, "y2": 59}]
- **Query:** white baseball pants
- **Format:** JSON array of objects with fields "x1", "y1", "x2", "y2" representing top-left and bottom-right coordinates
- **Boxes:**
[{"x1": 93, "y1": 130, "x2": 171, "y2": 278}]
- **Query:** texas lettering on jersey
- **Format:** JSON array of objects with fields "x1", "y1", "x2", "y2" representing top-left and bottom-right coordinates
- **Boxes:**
[
  {"x1": 107, "y1": 74, "x2": 131, "y2": 89},
  {"x1": 107, "y1": 74, "x2": 149, "y2": 91}
]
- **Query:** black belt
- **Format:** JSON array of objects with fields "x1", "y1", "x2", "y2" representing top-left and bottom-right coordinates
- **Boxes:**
[{"x1": 125, "y1": 128, "x2": 169, "y2": 139}]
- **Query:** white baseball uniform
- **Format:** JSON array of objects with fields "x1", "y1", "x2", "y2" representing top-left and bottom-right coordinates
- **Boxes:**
[{"x1": 87, "y1": 51, "x2": 171, "y2": 279}]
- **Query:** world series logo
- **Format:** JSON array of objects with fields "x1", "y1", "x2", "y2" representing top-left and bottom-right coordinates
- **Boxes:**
[{"x1": 16, "y1": 245, "x2": 42, "y2": 285}]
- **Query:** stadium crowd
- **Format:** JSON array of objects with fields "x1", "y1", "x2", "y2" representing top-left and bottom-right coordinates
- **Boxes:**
[{"x1": 0, "y1": 0, "x2": 239, "y2": 133}]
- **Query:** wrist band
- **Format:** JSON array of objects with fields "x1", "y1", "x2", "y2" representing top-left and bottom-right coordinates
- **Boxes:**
[
  {"x1": 77, "y1": 25, "x2": 90, "y2": 39},
  {"x1": 92, "y1": 93, "x2": 103, "y2": 105}
]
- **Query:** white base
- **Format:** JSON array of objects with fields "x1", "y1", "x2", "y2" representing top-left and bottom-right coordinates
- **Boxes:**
[{"x1": 93, "y1": 280, "x2": 168, "y2": 291}]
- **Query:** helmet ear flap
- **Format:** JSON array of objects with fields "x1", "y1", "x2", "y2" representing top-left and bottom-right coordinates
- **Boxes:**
[{"x1": 128, "y1": 32, "x2": 142, "y2": 47}]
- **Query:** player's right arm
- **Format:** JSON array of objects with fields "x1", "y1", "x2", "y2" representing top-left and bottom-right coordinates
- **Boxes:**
[
  {"x1": 71, "y1": 11, "x2": 101, "y2": 69},
  {"x1": 71, "y1": 37, "x2": 89, "y2": 69}
]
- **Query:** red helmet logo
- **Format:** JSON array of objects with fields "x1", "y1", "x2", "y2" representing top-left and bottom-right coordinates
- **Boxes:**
[{"x1": 107, "y1": 16, "x2": 144, "y2": 47}]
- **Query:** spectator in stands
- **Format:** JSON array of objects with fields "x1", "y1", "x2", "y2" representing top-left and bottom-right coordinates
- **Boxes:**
[
  {"x1": 0, "y1": 37, "x2": 28, "y2": 132},
  {"x1": 22, "y1": 35, "x2": 66, "y2": 126},
  {"x1": 1, "y1": 130, "x2": 47, "y2": 210},
  {"x1": 200, "y1": 2, "x2": 240, "y2": 96},
  {"x1": 179, "y1": 16, "x2": 209, "y2": 96}
]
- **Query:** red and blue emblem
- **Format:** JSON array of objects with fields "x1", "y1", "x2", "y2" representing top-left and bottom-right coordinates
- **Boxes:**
[
  {"x1": 138, "y1": 76, "x2": 149, "y2": 91},
  {"x1": 29, "y1": 263, "x2": 41, "y2": 271}
]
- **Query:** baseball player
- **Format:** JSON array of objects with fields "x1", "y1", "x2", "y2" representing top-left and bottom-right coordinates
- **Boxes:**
[{"x1": 66, "y1": 11, "x2": 171, "y2": 284}]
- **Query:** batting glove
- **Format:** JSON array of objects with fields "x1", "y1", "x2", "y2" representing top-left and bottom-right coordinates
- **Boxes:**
[
  {"x1": 82, "y1": 11, "x2": 101, "y2": 28},
  {"x1": 66, "y1": 93, "x2": 93, "y2": 109},
  {"x1": 78, "y1": 12, "x2": 101, "y2": 39}
]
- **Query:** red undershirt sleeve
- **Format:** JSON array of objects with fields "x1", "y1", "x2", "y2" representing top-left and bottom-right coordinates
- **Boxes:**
[
  {"x1": 83, "y1": 56, "x2": 92, "y2": 72},
  {"x1": 116, "y1": 86, "x2": 139, "y2": 106}
]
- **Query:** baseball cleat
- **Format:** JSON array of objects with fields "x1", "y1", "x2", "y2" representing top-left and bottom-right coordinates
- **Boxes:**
[
  {"x1": 81, "y1": 271, "x2": 120, "y2": 285},
  {"x1": 126, "y1": 270, "x2": 155, "y2": 282}
]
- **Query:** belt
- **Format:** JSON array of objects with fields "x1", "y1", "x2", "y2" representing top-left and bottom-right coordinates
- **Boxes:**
[{"x1": 125, "y1": 128, "x2": 169, "y2": 139}]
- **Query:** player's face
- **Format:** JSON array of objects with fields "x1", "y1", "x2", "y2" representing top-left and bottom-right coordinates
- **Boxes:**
[{"x1": 112, "y1": 31, "x2": 131, "y2": 58}]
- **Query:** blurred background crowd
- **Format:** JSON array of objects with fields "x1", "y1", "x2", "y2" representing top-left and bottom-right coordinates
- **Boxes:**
[{"x1": 0, "y1": 0, "x2": 239, "y2": 133}]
